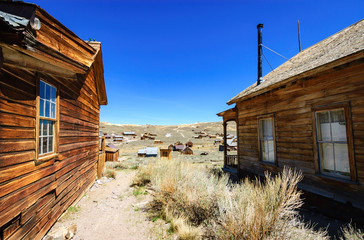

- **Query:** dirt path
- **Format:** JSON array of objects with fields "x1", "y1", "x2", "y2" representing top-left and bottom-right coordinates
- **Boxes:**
[{"x1": 47, "y1": 169, "x2": 172, "y2": 240}]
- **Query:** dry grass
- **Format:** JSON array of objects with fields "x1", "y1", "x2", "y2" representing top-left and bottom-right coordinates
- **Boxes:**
[
  {"x1": 105, "y1": 161, "x2": 127, "y2": 170},
  {"x1": 134, "y1": 160, "x2": 331, "y2": 239},
  {"x1": 102, "y1": 169, "x2": 116, "y2": 179},
  {"x1": 339, "y1": 224, "x2": 364, "y2": 240}
]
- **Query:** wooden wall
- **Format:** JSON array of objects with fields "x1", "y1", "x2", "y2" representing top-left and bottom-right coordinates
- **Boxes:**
[
  {"x1": 105, "y1": 150, "x2": 119, "y2": 162},
  {"x1": 236, "y1": 58, "x2": 364, "y2": 209},
  {"x1": 0, "y1": 62, "x2": 101, "y2": 239}
]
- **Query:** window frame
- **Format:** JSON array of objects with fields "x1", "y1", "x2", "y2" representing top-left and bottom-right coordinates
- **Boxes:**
[
  {"x1": 257, "y1": 114, "x2": 277, "y2": 164},
  {"x1": 35, "y1": 78, "x2": 59, "y2": 162},
  {"x1": 312, "y1": 102, "x2": 356, "y2": 181}
]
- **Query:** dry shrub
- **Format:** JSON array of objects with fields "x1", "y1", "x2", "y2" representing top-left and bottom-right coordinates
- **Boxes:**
[
  {"x1": 132, "y1": 163, "x2": 153, "y2": 186},
  {"x1": 213, "y1": 169, "x2": 309, "y2": 239},
  {"x1": 105, "y1": 162, "x2": 127, "y2": 170},
  {"x1": 102, "y1": 169, "x2": 116, "y2": 179},
  {"x1": 135, "y1": 160, "x2": 329, "y2": 239},
  {"x1": 339, "y1": 224, "x2": 364, "y2": 240},
  {"x1": 164, "y1": 208, "x2": 203, "y2": 240}
]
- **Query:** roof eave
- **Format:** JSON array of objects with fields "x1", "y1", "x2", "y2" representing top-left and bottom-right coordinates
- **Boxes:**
[{"x1": 227, "y1": 50, "x2": 364, "y2": 105}]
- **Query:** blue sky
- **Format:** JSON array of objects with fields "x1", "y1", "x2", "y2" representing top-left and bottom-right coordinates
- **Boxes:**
[{"x1": 31, "y1": 0, "x2": 364, "y2": 125}]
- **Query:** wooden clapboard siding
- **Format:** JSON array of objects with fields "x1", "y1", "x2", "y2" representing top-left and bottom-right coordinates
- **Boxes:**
[
  {"x1": 0, "y1": 49, "x2": 103, "y2": 240},
  {"x1": 235, "y1": 58, "x2": 364, "y2": 209}
]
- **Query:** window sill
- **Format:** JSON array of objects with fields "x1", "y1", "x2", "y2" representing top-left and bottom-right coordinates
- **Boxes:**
[
  {"x1": 36, "y1": 153, "x2": 58, "y2": 165},
  {"x1": 315, "y1": 173, "x2": 358, "y2": 185}
]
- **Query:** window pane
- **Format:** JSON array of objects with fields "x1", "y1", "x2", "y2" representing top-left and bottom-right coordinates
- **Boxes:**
[
  {"x1": 45, "y1": 101, "x2": 50, "y2": 118},
  {"x1": 267, "y1": 140, "x2": 275, "y2": 162},
  {"x1": 331, "y1": 110, "x2": 346, "y2": 142},
  {"x1": 317, "y1": 112, "x2": 331, "y2": 141},
  {"x1": 261, "y1": 140, "x2": 274, "y2": 162},
  {"x1": 320, "y1": 143, "x2": 334, "y2": 171},
  {"x1": 51, "y1": 87, "x2": 56, "y2": 103},
  {"x1": 39, "y1": 119, "x2": 43, "y2": 136},
  {"x1": 261, "y1": 140, "x2": 268, "y2": 161},
  {"x1": 39, "y1": 137, "x2": 43, "y2": 155},
  {"x1": 334, "y1": 143, "x2": 350, "y2": 174},
  {"x1": 40, "y1": 99, "x2": 44, "y2": 117},
  {"x1": 42, "y1": 137, "x2": 47, "y2": 154},
  {"x1": 40, "y1": 81, "x2": 45, "y2": 99},
  {"x1": 43, "y1": 120, "x2": 48, "y2": 136},
  {"x1": 46, "y1": 84, "x2": 51, "y2": 99},
  {"x1": 264, "y1": 119, "x2": 273, "y2": 138},
  {"x1": 48, "y1": 136, "x2": 53, "y2": 152},
  {"x1": 51, "y1": 103, "x2": 56, "y2": 119},
  {"x1": 49, "y1": 121, "x2": 54, "y2": 136},
  {"x1": 260, "y1": 119, "x2": 273, "y2": 139}
]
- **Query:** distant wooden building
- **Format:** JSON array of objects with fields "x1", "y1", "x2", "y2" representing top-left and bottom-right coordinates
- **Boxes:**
[
  {"x1": 0, "y1": 2, "x2": 107, "y2": 239},
  {"x1": 218, "y1": 20, "x2": 364, "y2": 211},
  {"x1": 137, "y1": 147, "x2": 158, "y2": 157},
  {"x1": 185, "y1": 141, "x2": 193, "y2": 148},
  {"x1": 113, "y1": 135, "x2": 123, "y2": 142},
  {"x1": 105, "y1": 144, "x2": 119, "y2": 162},
  {"x1": 181, "y1": 147, "x2": 193, "y2": 155},
  {"x1": 168, "y1": 144, "x2": 174, "y2": 151},
  {"x1": 154, "y1": 140, "x2": 163, "y2": 144},
  {"x1": 160, "y1": 148, "x2": 172, "y2": 160},
  {"x1": 122, "y1": 131, "x2": 136, "y2": 137},
  {"x1": 174, "y1": 144, "x2": 185, "y2": 151},
  {"x1": 137, "y1": 149, "x2": 146, "y2": 157}
]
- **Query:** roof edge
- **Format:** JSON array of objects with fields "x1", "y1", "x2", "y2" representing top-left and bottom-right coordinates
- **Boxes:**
[{"x1": 227, "y1": 49, "x2": 364, "y2": 105}]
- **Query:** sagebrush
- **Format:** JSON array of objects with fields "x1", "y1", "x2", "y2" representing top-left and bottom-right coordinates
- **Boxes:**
[{"x1": 134, "y1": 160, "x2": 362, "y2": 239}]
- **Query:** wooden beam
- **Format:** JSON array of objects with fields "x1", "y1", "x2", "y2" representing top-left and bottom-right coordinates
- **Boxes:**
[
  {"x1": 1, "y1": 46, "x2": 78, "y2": 80},
  {"x1": 0, "y1": 47, "x2": 3, "y2": 70}
]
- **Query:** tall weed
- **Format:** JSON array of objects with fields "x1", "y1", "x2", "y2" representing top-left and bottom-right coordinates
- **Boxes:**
[{"x1": 134, "y1": 160, "x2": 354, "y2": 239}]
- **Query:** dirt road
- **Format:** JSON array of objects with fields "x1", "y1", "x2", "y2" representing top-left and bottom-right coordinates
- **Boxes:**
[{"x1": 46, "y1": 169, "x2": 172, "y2": 240}]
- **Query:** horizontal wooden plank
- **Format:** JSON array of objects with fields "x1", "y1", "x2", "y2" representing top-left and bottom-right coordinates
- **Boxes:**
[
  {"x1": 60, "y1": 99, "x2": 98, "y2": 122},
  {"x1": 0, "y1": 160, "x2": 53, "y2": 183},
  {"x1": 0, "y1": 164, "x2": 55, "y2": 198},
  {"x1": 0, "y1": 96, "x2": 35, "y2": 117},
  {"x1": 0, "y1": 140, "x2": 35, "y2": 153},
  {"x1": 59, "y1": 136, "x2": 98, "y2": 145},
  {"x1": 0, "y1": 179, "x2": 56, "y2": 226},
  {"x1": 277, "y1": 146, "x2": 313, "y2": 156},
  {"x1": 0, "y1": 174, "x2": 54, "y2": 213},
  {"x1": 59, "y1": 140, "x2": 98, "y2": 153},
  {"x1": 21, "y1": 192, "x2": 54, "y2": 226},
  {"x1": 60, "y1": 114, "x2": 98, "y2": 129},
  {"x1": 0, "y1": 150, "x2": 35, "y2": 168},
  {"x1": 0, "y1": 126, "x2": 34, "y2": 139},
  {"x1": 60, "y1": 121, "x2": 97, "y2": 133},
  {"x1": 0, "y1": 111, "x2": 35, "y2": 128}
]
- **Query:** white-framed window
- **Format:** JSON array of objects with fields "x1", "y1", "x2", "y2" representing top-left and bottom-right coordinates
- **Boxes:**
[
  {"x1": 315, "y1": 108, "x2": 350, "y2": 178},
  {"x1": 258, "y1": 117, "x2": 275, "y2": 163},
  {"x1": 38, "y1": 80, "x2": 57, "y2": 156}
]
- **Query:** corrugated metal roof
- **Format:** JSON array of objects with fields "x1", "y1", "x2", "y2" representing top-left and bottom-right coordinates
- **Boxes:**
[
  {"x1": 0, "y1": 10, "x2": 29, "y2": 29},
  {"x1": 138, "y1": 147, "x2": 158, "y2": 155},
  {"x1": 123, "y1": 132, "x2": 135, "y2": 135},
  {"x1": 138, "y1": 149, "x2": 146, "y2": 154},
  {"x1": 146, "y1": 147, "x2": 158, "y2": 155},
  {"x1": 227, "y1": 137, "x2": 237, "y2": 147}
]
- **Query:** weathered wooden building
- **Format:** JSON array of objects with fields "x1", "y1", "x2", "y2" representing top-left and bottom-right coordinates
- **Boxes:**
[
  {"x1": 160, "y1": 148, "x2": 172, "y2": 160},
  {"x1": 105, "y1": 144, "x2": 119, "y2": 162},
  {"x1": 0, "y1": 2, "x2": 107, "y2": 239},
  {"x1": 218, "y1": 20, "x2": 364, "y2": 210},
  {"x1": 181, "y1": 147, "x2": 193, "y2": 155}
]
